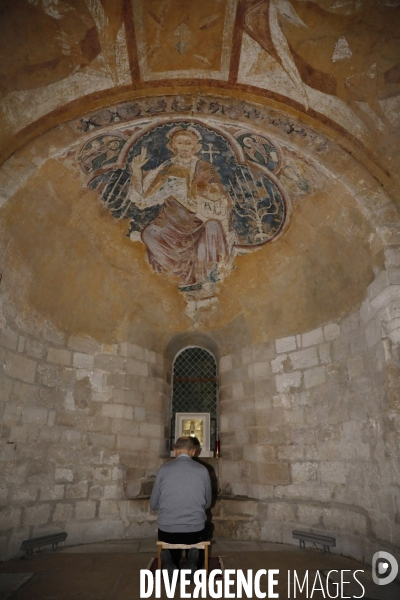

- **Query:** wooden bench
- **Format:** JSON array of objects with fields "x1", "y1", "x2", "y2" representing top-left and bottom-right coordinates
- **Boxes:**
[
  {"x1": 21, "y1": 532, "x2": 68, "y2": 559},
  {"x1": 157, "y1": 541, "x2": 211, "y2": 576},
  {"x1": 292, "y1": 530, "x2": 336, "y2": 554}
]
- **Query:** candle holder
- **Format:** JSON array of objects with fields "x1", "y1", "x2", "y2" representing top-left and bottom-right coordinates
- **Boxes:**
[{"x1": 215, "y1": 440, "x2": 220, "y2": 458}]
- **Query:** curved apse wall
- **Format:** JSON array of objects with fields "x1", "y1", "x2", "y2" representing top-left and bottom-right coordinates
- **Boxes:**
[{"x1": 0, "y1": 96, "x2": 399, "y2": 564}]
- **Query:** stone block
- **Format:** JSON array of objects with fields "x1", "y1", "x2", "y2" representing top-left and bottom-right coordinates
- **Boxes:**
[
  {"x1": 101, "y1": 344, "x2": 118, "y2": 355},
  {"x1": 22, "y1": 407, "x2": 48, "y2": 425},
  {"x1": 111, "y1": 419, "x2": 139, "y2": 436},
  {"x1": 125, "y1": 359, "x2": 148, "y2": 377},
  {"x1": 275, "y1": 371, "x2": 302, "y2": 393},
  {"x1": 365, "y1": 318, "x2": 382, "y2": 348},
  {"x1": 258, "y1": 463, "x2": 290, "y2": 485},
  {"x1": 241, "y1": 346, "x2": 253, "y2": 365},
  {"x1": 55, "y1": 468, "x2": 74, "y2": 482},
  {"x1": 37, "y1": 363, "x2": 61, "y2": 388},
  {"x1": 348, "y1": 356, "x2": 364, "y2": 379},
  {"x1": 134, "y1": 407, "x2": 146, "y2": 421},
  {"x1": 291, "y1": 462, "x2": 318, "y2": 482},
  {"x1": 0, "y1": 507, "x2": 21, "y2": 530},
  {"x1": 87, "y1": 433, "x2": 116, "y2": 449},
  {"x1": 119, "y1": 342, "x2": 145, "y2": 360},
  {"x1": 219, "y1": 355, "x2": 232, "y2": 372},
  {"x1": 75, "y1": 500, "x2": 96, "y2": 520},
  {"x1": 221, "y1": 461, "x2": 241, "y2": 482},
  {"x1": 47, "y1": 348, "x2": 71, "y2": 366},
  {"x1": 289, "y1": 347, "x2": 319, "y2": 370},
  {"x1": 304, "y1": 366, "x2": 326, "y2": 388},
  {"x1": 112, "y1": 388, "x2": 143, "y2": 404},
  {"x1": 276, "y1": 444, "x2": 303, "y2": 461},
  {"x1": 3, "y1": 403, "x2": 23, "y2": 423},
  {"x1": 73, "y1": 352, "x2": 94, "y2": 370},
  {"x1": 248, "y1": 361, "x2": 270, "y2": 380},
  {"x1": 283, "y1": 406, "x2": 305, "y2": 427},
  {"x1": 360, "y1": 298, "x2": 377, "y2": 324},
  {"x1": 103, "y1": 403, "x2": 134, "y2": 420},
  {"x1": 268, "y1": 502, "x2": 296, "y2": 522},
  {"x1": 25, "y1": 338, "x2": 45, "y2": 359},
  {"x1": 68, "y1": 335, "x2": 101, "y2": 354},
  {"x1": 5, "y1": 353, "x2": 37, "y2": 383},
  {"x1": 319, "y1": 462, "x2": 346, "y2": 485},
  {"x1": 276, "y1": 336, "x2": 296, "y2": 354},
  {"x1": 371, "y1": 285, "x2": 400, "y2": 310},
  {"x1": 254, "y1": 342, "x2": 275, "y2": 361},
  {"x1": 271, "y1": 354, "x2": 289, "y2": 374},
  {"x1": 61, "y1": 429, "x2": 82, "y2": 446},
  {"x1": 322, "y1": 508, "x2": 368, "y2": 536},
  {"x1": 222, "y1": 499, "x2": 258, "y2": 517},
  {"x1": 139, "y1": 422, "x2": 163, "y2": 437},
  {"x1": 367, "y1": 270, "x2": 389, "y2": 300},
  {"x1": 53, "y1": 503, "x2": 74, "y2": 522},
  {"x1": 0, "y1": 488, "x2": 8, "y2": 507},
  {"x1": 318, "y1": 343, "x2": 331, "y2": 364},
  {"x1": 92, "y1": 391, "x2": 112, "y2": 403},
  {"x1": 17, "y1": 336, "x2": 26, "y2": 352},
  {"x1": 0, "y1": 329, "x2": 18, "y2": 350},
  {"x1": 104, "y1": 484, "x2": 122, "y2": 499},
  {"x1": 24, "y1": 504, "x2": 51, "y2": 527},
  {"x1": 274, "y1": 482, "x2": 332, "y2": 503},
  {"x1": 324, "y1": 323, "x2": 340, "y2": 341},
  {"x1": 260, "y1": 521, "x2": 282, "y2": 543},
  {"x1": 116, "y1": 435, "x2": 142, "y2": 452},
  {"x1": 11, "y1": 485, "x2": 38, "y2": 503},
  {"x1": 98, "y1": 500, "x2": 120, "y2": 519},
  {"x1": 297, "y1": 505, "x2": 323, "y2": 526},
  {"x1": 40, "y1": 485, "x2": 65, "y2": 501},
  {"x1": 94, "y1": 355, "x2": 125, "y2": 373},
  {"x1": 145, "y1": 349, "x2": 157, "y2": 364},
  {"x1": 9, "y1": 425, "x2": 28, "y2": 443},
  {"x1": 302, "y1": 327, "x2": 323, "y2": 347},
  {"x1": 89, "y1": 485, "x2": 104, "y2": 500},
  {"x1": 65, "y1": 481, "x2": 88, "y2": 499}
]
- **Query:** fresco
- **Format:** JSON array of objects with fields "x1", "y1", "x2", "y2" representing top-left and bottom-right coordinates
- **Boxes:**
[
  {"x1": 80, "y1": 120, "x2": 289, "y2": 300},
  {"x1": 243, "y1": 0, "x2": 400, "y2": 136},
  {"x1": 79, "y1": 134, "x2": 127, "y2": 174}
]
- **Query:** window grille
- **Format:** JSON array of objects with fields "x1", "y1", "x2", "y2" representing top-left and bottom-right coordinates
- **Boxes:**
[{"x1": 171, "y1": 347, "x2": 217, "y2": 450}]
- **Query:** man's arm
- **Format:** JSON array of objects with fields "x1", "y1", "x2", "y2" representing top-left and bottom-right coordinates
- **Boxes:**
[
  {"x1": 204, "y1": 471, "x2": 212, "y2": 509},
  {"x1": 150, "y1": 471, "x2": 161, "y2": 510}
]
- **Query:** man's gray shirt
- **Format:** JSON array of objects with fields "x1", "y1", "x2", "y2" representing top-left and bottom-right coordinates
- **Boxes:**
[{"x1": 150, "y1": 454, "x2": 212, "y2": 532}]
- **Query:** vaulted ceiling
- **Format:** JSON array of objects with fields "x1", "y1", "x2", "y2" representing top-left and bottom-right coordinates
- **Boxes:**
[{"x1": 1, "y1": 0, "x2": 400, "y2": 197}]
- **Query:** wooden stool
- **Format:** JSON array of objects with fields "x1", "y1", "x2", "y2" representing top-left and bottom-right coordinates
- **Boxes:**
[{"x1": 157, "y1": 541, "x2": 211, "y2": 576}]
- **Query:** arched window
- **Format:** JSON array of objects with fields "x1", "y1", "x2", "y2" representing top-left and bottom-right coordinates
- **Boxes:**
[{"x1": 171, "y1": 346, "x2": 218, "y2": 453}]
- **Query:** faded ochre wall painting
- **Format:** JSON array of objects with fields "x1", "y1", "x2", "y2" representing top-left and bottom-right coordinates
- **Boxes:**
[{"x1": 78, "y1": 119, "x2": 289, "y2": 301}]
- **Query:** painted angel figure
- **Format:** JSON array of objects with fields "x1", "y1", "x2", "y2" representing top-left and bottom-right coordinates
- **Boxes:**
[{"x1": 127, "y1": 126, "x2": 236, "y2": 287}]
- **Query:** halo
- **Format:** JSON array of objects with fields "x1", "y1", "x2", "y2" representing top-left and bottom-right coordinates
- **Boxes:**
[{"x1": 166, "y1": 125, "x2": 202, "y2": 141}]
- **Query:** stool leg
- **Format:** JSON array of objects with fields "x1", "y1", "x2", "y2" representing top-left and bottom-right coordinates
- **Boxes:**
[
  {"x1": 157, "y1": 544, "x2": 162, "y2": 570},
  {"x1": 205, "y1": 545, "x2": 208, "y2": 577}
]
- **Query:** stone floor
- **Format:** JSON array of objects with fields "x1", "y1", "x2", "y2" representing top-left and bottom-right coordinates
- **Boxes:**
[{"x1": 0, "y1": 539, "x2": 399, "y2": 599}]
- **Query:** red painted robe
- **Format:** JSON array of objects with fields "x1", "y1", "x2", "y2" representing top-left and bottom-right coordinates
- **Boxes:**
[{"x1": 140, "y1": 158, "x2": 230, "y2": 285}]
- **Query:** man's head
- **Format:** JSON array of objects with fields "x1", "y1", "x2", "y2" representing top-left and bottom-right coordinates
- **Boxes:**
[
  {"x1": 174, "y1": 436, "x2": 197, "y2": 457},
  {"x1": 168, "y1": 130, "x2": 201, "y2": 160}
]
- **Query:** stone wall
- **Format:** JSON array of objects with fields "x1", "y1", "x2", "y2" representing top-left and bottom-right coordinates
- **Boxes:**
[
  {"x1": 216, "y1": 268, "x2": 400, "y2": 564},
  {"x1": 0, "y1": 323, "x2": 167, "y2": 561},
  {"x1": 1, "y1": 268, "x2": 400, "y2": 564}
]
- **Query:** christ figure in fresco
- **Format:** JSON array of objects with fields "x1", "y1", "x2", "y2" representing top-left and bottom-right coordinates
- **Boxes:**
[{"x1": 127, "y1": 126, "x2": 236, "y2": 287}]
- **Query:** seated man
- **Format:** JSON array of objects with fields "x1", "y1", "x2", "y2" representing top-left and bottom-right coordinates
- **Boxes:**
[{"x1": 150, "y1": 436, "x2": 212, "y2": 577}]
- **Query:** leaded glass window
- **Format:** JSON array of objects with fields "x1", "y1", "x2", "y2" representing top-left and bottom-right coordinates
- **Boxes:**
[{"x1": 171, "y1": 347, "x2": 217, "y2": 450}]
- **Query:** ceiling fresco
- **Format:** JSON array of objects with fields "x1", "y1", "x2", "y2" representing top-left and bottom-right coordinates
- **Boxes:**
[
  {"x1": 0, "y1": 93, "x2": 384, "y2": 344},
  {"x1": 132, "y1": 0, "x2": 238, "y2": 81},
  {"x1": 0, "y1": 0, "x2": 399, "y2": 203},
  {"x1": 78, "y1": 117, "x2": 289, "y2": 302}
]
